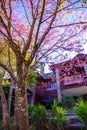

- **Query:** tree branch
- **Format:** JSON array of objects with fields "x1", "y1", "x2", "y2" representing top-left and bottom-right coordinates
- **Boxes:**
[
  {"x1": 20, "y1": 0, "x2": 31, "y2": 25},
  {"x1": 51, "y1": 22, "x2": 87, "y2": 28},
  {"x1": 27, "y1": 0, "x2": 61, "y2": 65},
  {"x1": 0, "y1": 61, "x2": 16, "y2": 82},
  {"x1": 34, "y1": 0, "x2": 46, "y2": 46},
  {"x1": 22, "y1": 17, "x2": 37, "y2": 58},
  {"x1": 42, "y1": 0, "x2": 80, "y2": 23}
]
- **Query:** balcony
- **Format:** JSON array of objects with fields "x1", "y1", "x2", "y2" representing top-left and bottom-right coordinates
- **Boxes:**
[
  {"x1": 64, "y1": 75, "x2": 83, "y2": 85},
  {"x1": 46, "y1": 83, "x2": 57, "y2": 91}
]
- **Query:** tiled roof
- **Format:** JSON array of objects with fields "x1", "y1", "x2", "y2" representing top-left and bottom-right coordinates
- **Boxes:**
[
  {"x1": 73, "y1": 53, "x2": 87, "y2": 60},
  {"x1": 50, "y1": 53, "x2": 87, "y2": 71}
]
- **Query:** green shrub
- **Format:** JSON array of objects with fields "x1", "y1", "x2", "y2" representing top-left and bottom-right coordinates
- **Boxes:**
[
  {"x1": 51, "y1": 99, "x2": 58, "y2": 115},
  {"x1": 28, "y1": 104, "x2": 47, "y2": 130},
  {"x1": 34, "y1": 105, "x2": 46, "y2": 121},
  {"x1": 49, "y1": 100, "x2": 67, "y2": 130},
  {"x1": 27, "y1": 72, "x2": 38, "y2": 87},
  {"x1": 62, "y1": 96, "x2": 75, "y2": 108},
  {"x1": 74, "y1": 100, "x2": 87, "y2": 128},
  {"x1": 28, "y1": 104, "x2": 46, "y2": 120},
  {"x1": 28, "y1": 104, "x2": 35, "y2": 118},
  {"x1": 77, "y1": 96, "x2": 83, "y2": 102}
]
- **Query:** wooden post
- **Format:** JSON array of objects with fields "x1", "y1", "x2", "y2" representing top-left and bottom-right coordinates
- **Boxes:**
[
  {"x1": 55, "y1": 68, "x2": 62, "y2": 102},
  {"x1": 83, "y1": 62, "x2": 87, "y2": 75}
]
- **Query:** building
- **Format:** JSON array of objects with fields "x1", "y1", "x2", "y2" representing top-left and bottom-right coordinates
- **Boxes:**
[{"x1": 35, "y1": 53, "x2": 87, "y2": 104}]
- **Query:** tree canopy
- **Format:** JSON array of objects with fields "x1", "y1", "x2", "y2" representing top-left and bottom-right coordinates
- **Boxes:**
[{"x1": 0, "y1": 0, "x2": 87, "y2": 130}]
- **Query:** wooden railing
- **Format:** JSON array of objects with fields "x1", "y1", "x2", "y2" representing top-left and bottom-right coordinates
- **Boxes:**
[{"x1": 64, "y1": 75, "x2": 83, "y2": 85}]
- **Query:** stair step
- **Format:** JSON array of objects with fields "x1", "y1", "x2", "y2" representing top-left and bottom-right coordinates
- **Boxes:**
[{"x1": 66, "y1": 122, "x2": 84, "y2": 128}]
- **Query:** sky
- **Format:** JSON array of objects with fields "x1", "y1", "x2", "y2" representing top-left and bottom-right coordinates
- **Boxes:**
[
  {"x1": 43, "y1": 0, "x2": 87, "y2": 73},
  {"x1": 13, "y1": 0, "x2": 87, "y2": 73}
]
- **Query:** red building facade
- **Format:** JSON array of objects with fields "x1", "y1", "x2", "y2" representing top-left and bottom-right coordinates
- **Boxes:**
[{"x1": 35, "y1": 54, "x2": 87, "y2": 104}]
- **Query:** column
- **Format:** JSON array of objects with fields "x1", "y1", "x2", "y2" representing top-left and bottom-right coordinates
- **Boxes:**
[{"x1": 55, "y1": 68, "x2": 62, "y2": 102}]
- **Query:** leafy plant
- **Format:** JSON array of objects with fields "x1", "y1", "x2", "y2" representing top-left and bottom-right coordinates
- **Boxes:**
[
  {"x1": 77, "y1": 96, "x2": 83, "y2": 102},
  {"x1": 62, "y1": 96, "x2": 75, "y2": 108},
  {"x1": 49, "y1": 100, "x2": 67, "y2": 130},
  {"x1": 28, "y1": 104, "x2": 47, "y2": 130},
  {"x1": 28, "y1": 104, "x2": 35, "y2": 118},
  {"x1": 74, "y1": 100, "x2": 87, "y2": 128},
  {"x1": 34, "y1": 105, "x2": 46, "y2": 121},
  {"x1": 51, "y1": 99, "x2": 58, "y2": 114},
  {"x1": 27, "y1": 72, "x2": 38, "y2": 87}
]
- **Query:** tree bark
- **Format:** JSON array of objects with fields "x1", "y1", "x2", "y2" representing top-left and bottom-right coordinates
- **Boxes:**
[
  {"x1": 17, "y1": 78, "x2": 29, "y2": 130},
  {"x1": 8, "y1": 83, "x2": 14, "y2": 116},
  {"x1": 14, "y1": 83, "x2": 19, "y2": 130},
  {"x1": 15, "y1": 55, "x2": 29, "y2": 130},
  {"x1": 0, "y1": 83, "x2": 9, "y2": 130}
]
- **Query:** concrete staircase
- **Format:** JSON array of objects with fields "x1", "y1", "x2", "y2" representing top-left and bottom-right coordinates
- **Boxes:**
[
  {"x1": 65, "y1": 113, "x2": 85, "y2": 130},
  {"x1": 47, "y1": 111, "x2": 85, "y2": 130}
]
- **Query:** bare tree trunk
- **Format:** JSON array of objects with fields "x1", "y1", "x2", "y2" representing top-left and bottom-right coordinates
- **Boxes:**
[
  {"x1": 8, "y1": 83, "x2": 14, "y2": 116},
  {"x1": 17, "y1": 78, "x2": 29, "y2": 130},
  {"x1": 0, "y1": 83, "x2": 9, "y2": 130},
  {"x1": 15, "y1": 57, "x2": 29, "y2": 130},
  {"x1": 14, "y1": 83, "x2": 19, "y2": 130}
]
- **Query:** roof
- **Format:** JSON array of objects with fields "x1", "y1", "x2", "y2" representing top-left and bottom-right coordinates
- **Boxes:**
[
  {"x1": 50, "y1": 53, "x2": 87, "y2": 72},
  {"x1": 73, "y1": 53, "x2": 87, "y2": 60}
]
